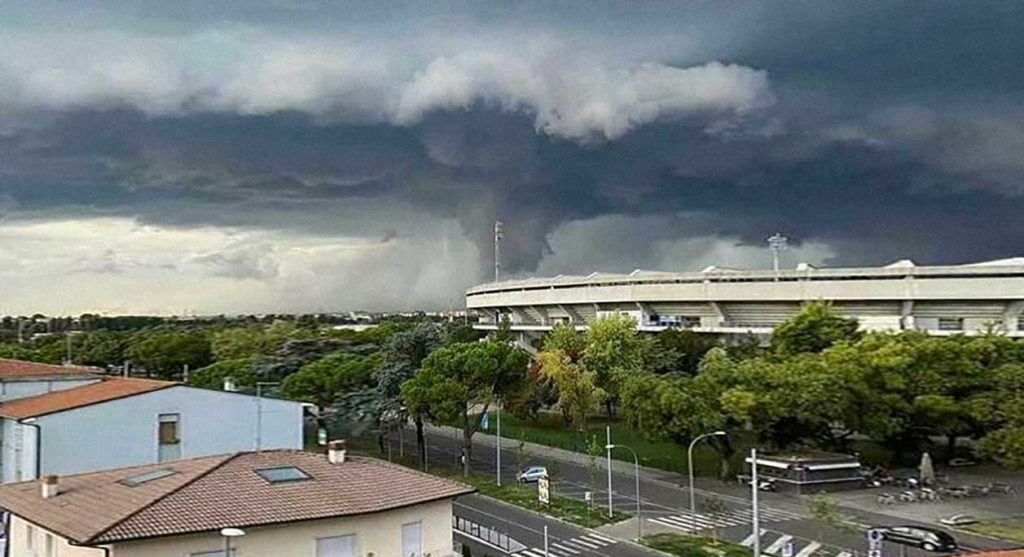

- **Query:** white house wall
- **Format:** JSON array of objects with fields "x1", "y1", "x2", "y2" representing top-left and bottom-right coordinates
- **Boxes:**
[
  {"x1": 0, "y1": 378, "x2": 98, "y2": 402},
  {"x1": 25, "y1": 386, "x2": 303, "y2": 480}
]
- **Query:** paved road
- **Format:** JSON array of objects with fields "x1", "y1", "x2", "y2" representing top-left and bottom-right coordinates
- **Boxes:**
[
  {"x1": 402, "y1": 427, "x2": 1018, "y2": 556},
  {"x1": 454, "y1": 494, "x2": 662, "y2": 557}
]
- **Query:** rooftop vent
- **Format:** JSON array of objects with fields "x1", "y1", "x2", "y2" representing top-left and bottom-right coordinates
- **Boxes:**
[
  {"x1": 41, "y1": 475, "x2": 60, "y2": 499},
  {"x1": 328, "y1": 439, "x2": 347, "y2": 464}
]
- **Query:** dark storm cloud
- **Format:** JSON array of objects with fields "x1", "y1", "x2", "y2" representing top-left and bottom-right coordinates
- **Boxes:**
[{"x1": 1, "y1": 0, "x2": 1024, "y2": 312}]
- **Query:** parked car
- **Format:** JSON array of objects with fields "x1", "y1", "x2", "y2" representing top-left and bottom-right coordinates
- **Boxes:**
[
  {"x1": 939, "y1": 514, "x2": 979, "y2": 526},
  {"x1": 877, "y1": 526, "x2": 958, "y2": 552},
  {"x1": 948, "y1": 457, "x2": 977, "y2": 467},
  {"x1": 516, "y1": 466, "x2": 548, "y2": 483}
]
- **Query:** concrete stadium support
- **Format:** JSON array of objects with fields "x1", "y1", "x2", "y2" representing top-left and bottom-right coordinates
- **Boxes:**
[{"x1": 466, "y1": 257, "x2": 1024, "y2": 340}]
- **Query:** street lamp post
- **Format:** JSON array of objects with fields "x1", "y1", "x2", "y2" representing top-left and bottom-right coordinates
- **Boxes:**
[
  {"x1": 606, "y1": 426, "x2": 613, "y2": 518},
  {"x1": 220, "y1": 527, "x2": 245, "y2": 555},
  {"x1": 687, "y1": 431, "x2": 726, "y2": 522},
  {"x1": 255, "y1": 381, "x2": 280, "y2": 452},
  {"x1": 607, "y1": 444, "x2": 643, "y2": 540}
]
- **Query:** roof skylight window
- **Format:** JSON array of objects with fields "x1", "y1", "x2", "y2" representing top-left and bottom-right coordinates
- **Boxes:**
[
  {"x1": 255, "y1": 466, "x2": 311, "y2": 484},
  {"x1": 118, "y1": 468, "x2": 179, "y2": 487}
]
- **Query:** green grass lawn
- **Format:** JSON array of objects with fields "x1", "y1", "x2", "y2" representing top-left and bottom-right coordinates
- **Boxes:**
[
  {"x1": 641, "y1": 533, "x2": 751, "y2": 557},
  {"x1": 961, "y1": 520, "x2": 1024, "y2": 543},
  {"x1": 475, "y1": 411, "x2": 752, "y2": 477}
]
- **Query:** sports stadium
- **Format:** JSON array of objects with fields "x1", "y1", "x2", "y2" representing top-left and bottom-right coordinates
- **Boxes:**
[{"x1": 466, "y1": 258, "x2": 1024, "y2": 340}]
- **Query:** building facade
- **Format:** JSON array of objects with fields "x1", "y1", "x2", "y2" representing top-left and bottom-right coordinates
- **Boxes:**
[
  {"x1": 467, "y1": 258, "x2": 1024, "y2": 340},
  {"x1": 0, "y1": 373, "x2": 305, "y2": 483},
  {"x1": 0, "y1": 449, "x2": 473, "y2": 557}
]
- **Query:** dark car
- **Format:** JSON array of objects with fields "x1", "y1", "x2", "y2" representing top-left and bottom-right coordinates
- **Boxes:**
[{"x1": 878, "y1": 526, "x2": 958, "y2": 552}]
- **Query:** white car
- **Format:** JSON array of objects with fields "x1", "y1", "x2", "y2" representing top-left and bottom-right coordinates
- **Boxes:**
[
  {"x1": 516, "y1": 466, "x2": 549, "y2": 483},
  {"x1": 939, "y1": 514, "x2": 979, "y2": 526}
]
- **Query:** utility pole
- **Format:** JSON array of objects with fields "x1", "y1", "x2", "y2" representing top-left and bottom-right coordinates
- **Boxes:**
[
  {"x1": 767, "y1": 233, "x2": 788, "y2": 275},
  {"x1": 496, "y1": 399, "x2": 502, "y2": 486},
  {"x1": 751, "y1": 448, "x2": 761, "y2": 557},
  {"x1": 494, "y1": 220, "x2": 504, "y2": 282},
  {"x1": 606, "y1": 425, "x2": 613, "y2": 518}
]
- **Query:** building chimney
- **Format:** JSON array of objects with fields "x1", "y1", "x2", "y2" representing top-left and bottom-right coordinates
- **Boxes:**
[
  {"x1": 41, "y1": 475, "x2": 60, "y2": 499},
  {"x1": 223, "y1": 376, "x2": 237, "y2": 392},
  {"x1": 327, "y1": 440, "x2": 347, "y2": 464}
]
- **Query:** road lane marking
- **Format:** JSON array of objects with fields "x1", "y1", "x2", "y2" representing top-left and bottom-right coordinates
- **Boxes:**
[
  {"x1": 764, "y1": 534, "x2": 793, "y2": 555},
  {"x1": 550, "y1": 543, "x2": 579, "y2": 554},
  {"x1": 794, "y1": 541, "x2": 821, "y2": 557}
]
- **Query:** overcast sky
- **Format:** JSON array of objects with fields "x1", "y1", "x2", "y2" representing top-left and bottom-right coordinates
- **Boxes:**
[{"x1": 2, "y1": 1, "x2": 1023, "y2": 314}]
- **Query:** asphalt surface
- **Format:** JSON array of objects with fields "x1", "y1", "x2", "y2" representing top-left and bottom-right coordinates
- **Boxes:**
[
  {"x1": 454, "y1": 494, "x2": 663, "y2": 557},
  {"x1": 401, "y1": 427, "x2": 1020, "y2": 557}
]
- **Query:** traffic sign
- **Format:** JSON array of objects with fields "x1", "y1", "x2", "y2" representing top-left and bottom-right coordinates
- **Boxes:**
[{"x1": 538, "y1": 475, "x2": 550, "y2": 505}]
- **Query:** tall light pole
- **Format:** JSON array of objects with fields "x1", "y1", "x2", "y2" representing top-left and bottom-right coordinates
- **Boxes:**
[
  {"x1": 607, "y1": 444, "x2": 642, "y2": 540},
  {"x1": 767, "y1": 233, "x2": 788, "y2": 274},
  {"x1": 688, "y1": 431, "x2": 727, "y2": 520},
  {"x1": 751, "y1": 448, "x2": 761, "y2": 557},
  {"x1": 494, "y1": 220, "x2": 504, "y2": 282},
  {"x1": 255, "y1": 381, "x2": 280, "y2": 452},
  {"x1": 606, "y1": 425, "x2": 613, "y2": 518},
  {"x1": 496, "y1": 399, "x2": 502, "y2": 486}
]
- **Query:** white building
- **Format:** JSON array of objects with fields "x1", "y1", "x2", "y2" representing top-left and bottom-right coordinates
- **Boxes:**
[
  {"x1": 0, "y1": 446, "x2": 473, "y2": 557},
  {"x1": 0, "y1": 359, "x2": 305, "y2": 483},
  {"x1": 467, "y1": 257, "x2": 1024, "y2": 339}
]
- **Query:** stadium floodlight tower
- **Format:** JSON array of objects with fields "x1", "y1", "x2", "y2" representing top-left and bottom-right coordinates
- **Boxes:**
[
  {"x1": 494, "y1": 220, "x2": 504, "y2": 282},
  {"x1": 766, "y1": 233, "x2": 789, "y2": 274}
]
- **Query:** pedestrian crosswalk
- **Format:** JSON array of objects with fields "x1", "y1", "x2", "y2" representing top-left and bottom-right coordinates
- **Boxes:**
[
  {"x1": 740, "y1": 530, "x2": 850, "y2": 557},
  {"x1": 514, "y1": 532, "x2": 617, "y2": 557},
  {"x1": 647, "y1": 506, "x2": 802, "y2": 533}
]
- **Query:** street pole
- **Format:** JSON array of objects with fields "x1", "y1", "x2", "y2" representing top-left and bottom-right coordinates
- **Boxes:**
[
  {"x1": 606, "y1": 425, "x2": 613, "y2": 518},
  {"x1": 751, "y1": 448, "x2": 761, "y2": 557},
  {"x1": 496, "y1": 399, "x2": 502, "y2": 487},
  {"x1": 255, "y1": 381, "x2": 281, "y2": 452},
  {"x1": 688, "y1": 431, "x2": 726, "y2": 520},
  {"x1": 544, "y1": 525, "x2": 549, "y2": 557},
  {"x1": 608, "y1": 444, "x2": 643, "y2": 540}
]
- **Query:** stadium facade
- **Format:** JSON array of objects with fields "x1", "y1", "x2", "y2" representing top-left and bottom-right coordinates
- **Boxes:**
[{"x1": 466, "y1": 258, "x2": 1024, "y2": 340}]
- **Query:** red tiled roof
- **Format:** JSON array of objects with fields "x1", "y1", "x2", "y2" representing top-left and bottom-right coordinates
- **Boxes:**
[
  {"x1": 0, "y1": 377, "x2": 176, "y2": 419},
  {"x1": 0, "y1": 358, "x2": 100, "y2": 378},
  {"x1": 0, "y1": 451, "x2": 475, "y2": 544}
]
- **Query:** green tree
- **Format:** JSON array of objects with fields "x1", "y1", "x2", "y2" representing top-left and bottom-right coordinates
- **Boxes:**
[
  {"x1": 972, "y1": 363, "x2": 1024, "y2": 467},
  {"x1": 536, "y1": 348, "x2": 605, "y2": 432},
  {"x1": 281, "y1": 352, "x2": 380, "y2": 412},
  {"x1": 73, "y1": 330, "x2": 129, "y2": 368},
  {"x1": 771, "y1": 301, "x2": 861, "y2": 356},
  {"x1": 127, "y1": 330, "x2": 212, "y2": 379},
  {"x1": 582, "y1": 314, "x2": 644, "y2": 418},
  {"x1": 646, "y1": 329, "x2": 720, "y2": 374},
  {"x1": 374, "y1": 323, "x2": 446, "y2": 465},
  {"x1": 401, "y1": 340, "x2": 529, "y2": 476},
  {"x1": 187, "y1": 358, "x2": 258, "y2": 390}
]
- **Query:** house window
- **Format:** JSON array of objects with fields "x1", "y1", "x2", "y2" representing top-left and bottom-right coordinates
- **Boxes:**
[
  {"x1": 938, "y1": 318, "x2": 964, "y2": 331},
  {"x1": 1018, "y1": 318, "x2": 1024, "y2": 331},
  {"x1": 25, "y1": 523, "x2": 34, "y2": 550},
  {"x1": 158, "y1": 414, "x2": 180, "y2": 444},
  {"x1": 316, "y1": 534, "x2": 356, "y2": 557},
  {"x1": 45, "y1": 533, "x2": 55, "y2": 557},
  {"x1": 402, "y1": 522, "x2": 422, "y2": 557}
]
